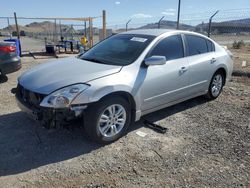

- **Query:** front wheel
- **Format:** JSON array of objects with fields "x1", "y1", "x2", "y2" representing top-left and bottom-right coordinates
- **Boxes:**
[
  {"x1": 84, "y1": 97, "x2": 131, "y2": 144},
  {"x1": 206, "y1": 71, "x2": 225, "y2": 99}
]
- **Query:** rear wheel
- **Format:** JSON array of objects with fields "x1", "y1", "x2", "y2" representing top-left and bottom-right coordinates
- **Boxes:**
[
  {"x1": 84, "y1": 97, "x2": 131, "y2": 144},
  {"x1": 206, "y1": 71, "x2": 225, "y2": 99}
]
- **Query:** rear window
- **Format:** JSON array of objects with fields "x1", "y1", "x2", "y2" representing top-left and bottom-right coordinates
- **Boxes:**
[
  {"x1": 186, "y1": 35, "x2": 208, "y2": 56},
  {"x1": 206, "y1": 40, "x2": 215, "y2": 52}
]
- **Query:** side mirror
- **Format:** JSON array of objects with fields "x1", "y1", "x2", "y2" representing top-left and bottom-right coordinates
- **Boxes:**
[{"x1": 144, "y1": 56, "x2": 166, "y2": 66}]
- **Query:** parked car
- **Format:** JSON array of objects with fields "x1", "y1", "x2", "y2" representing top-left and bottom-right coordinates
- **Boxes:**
[
  {"x1": 15, "y1": 29, "x2": 233, "y2": 143},
  {"x1": 0, "y1": 41, "x2": 21, "y2": 77}
]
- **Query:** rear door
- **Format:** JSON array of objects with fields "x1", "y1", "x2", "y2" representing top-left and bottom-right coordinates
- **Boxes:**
[
  {"x1": 140, "y1": 34, "x2": 190, "y2": 111},
  {"x1": 184, "y1": 35, "x2": 216, "y2": 94}
]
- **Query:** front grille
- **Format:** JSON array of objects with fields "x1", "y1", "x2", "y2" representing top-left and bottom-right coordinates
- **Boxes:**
[{"x1": 17, "y1": 84, "x2": 46, "y2": 108}]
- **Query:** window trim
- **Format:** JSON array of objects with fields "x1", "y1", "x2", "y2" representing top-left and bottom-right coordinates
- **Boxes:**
[
  {"x1": 183, "y1": 34, "x2": 215, "y2": 57},
  {"x1": 206, "y1": 39, "x2": 215, "y2": 52},
  {"x1": 146, "y1": 34, "x2": 185, "y2": 61}
]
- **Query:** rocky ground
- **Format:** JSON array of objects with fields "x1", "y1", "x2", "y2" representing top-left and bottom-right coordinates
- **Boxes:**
[
  {"x1": 0, "y1": 53, "x2": 249, "y2": 187},
  {"x1": 230, "y1": 45, "x2": 250, "y2": 76}
]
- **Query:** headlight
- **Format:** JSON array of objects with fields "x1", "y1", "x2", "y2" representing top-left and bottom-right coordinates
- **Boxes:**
[{"x1": 40, "y1": 84, "x2": 89, "y2": 108}]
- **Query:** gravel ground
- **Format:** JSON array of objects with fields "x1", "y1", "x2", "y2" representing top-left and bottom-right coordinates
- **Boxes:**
[
  {"x1": 230, "y1": 45, "x2": 250, "y2": 77},
  {"x1": 0, "y1": 55, "x2": 249, "y2": 188}
]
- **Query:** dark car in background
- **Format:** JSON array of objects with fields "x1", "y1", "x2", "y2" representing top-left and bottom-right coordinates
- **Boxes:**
[{"x1": 0, "y1": 41, "x2": 21, "y2": 77}]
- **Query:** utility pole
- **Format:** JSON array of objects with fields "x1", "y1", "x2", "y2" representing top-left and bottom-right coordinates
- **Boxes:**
[
  {"x1": 158, "y1": 16, "x2": 165, "y2": 29},
  {"x1": 126, "y1": 19, "x2": 132, "y2": 31},
  {"x1": 208, "y1": 10, "x2": 219, "y2": 37},
  {"x1": 176, "y1": 0, "x2": 181, "y2": 29}
]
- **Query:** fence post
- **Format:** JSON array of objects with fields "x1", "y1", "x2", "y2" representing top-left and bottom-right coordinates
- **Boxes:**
[
  {"x1": 7, "y1": 18, "x2": 12, "y2": 38},
  {"x1": 89, "y1": 18, "x2": 93, "y2": 47},
  {"x1": 102, "y1": 10, "x2": 106, "y2": 39},
  {"x1": 208, "y1": 10, "x2": 219, "y2": 37},
  {"x1": 71, "y1": 24, "x2": 74, "y2": 40},
  {"x1": 59, "y1": 20, "x2": 62, "y2": 39},
  {"x1": 158, "y1": 16, "x2": 165, "y2": 29},
  {"x1": 54, "y1": 19, "x2": 57, "y2": 43},
  {"x1": 14, "y1": 12, "x2": 20, "y2": 39},
  {"x1": 126, "y1": 19, "x2": 132, "y2": 31}
]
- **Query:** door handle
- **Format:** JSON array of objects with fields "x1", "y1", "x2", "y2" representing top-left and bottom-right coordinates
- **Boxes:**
[
  {"x1": 211, "y1": 58, "x2": 216, "y2": 64},
  {"x1": 180, "y1": 67, "x2": 188, "y2": 74}
]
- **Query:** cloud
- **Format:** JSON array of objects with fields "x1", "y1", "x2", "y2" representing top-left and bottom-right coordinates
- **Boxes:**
[
  {"x1": 166, "y1": 8, "x2": 176, "y2": 12},
  {"x1": 131, "y1": 13, "x2": 153, "y2": 19},
  {"x1": 115, "y1": 1, "x2": 121, "y2": 5},
  {"x1": 161, "y1": 12, "x2": 175, "y2": 16},
  {"x1": 161, "y1": 8, "x2": 176, "y2": 16}
]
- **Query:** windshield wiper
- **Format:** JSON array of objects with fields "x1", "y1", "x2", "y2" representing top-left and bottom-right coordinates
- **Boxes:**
[{"x1": 81, "y1": 57, "x2": 107, "y2": 64}]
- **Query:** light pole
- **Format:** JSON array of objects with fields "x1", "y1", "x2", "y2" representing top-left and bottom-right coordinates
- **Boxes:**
[{"x1": 176, "y1": 0, "x2": 181, "y2": 29}]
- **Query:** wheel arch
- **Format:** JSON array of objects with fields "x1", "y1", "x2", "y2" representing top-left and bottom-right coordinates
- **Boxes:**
[
  {"x1": 214, "y1": 67, "x2": 227, "y2": 85},
  {"x1": 98, "y1": 91, "x2": 137, "y2": 122}
]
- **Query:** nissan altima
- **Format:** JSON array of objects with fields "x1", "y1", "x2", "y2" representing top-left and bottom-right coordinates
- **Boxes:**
[{"x1": 15, "y1": 29, "x2": 233, "y2": 143}]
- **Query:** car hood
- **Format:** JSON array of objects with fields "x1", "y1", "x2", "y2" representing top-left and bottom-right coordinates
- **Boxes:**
[{"x1": 19, "y1": 56, "x2": 122, "y2": 94}]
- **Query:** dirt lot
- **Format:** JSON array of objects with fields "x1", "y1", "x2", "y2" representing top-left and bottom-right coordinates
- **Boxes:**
[
  {"x1": 0, "y1": 53, "x2": 249, "y2": 187},
  {"x1": 230, "y1": 45, "x2": 250, "y2": 76}
]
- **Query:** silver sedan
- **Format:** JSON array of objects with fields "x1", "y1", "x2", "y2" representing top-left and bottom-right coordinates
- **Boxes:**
[{"x1": 15, "y1": 29, "x2": 233, "y2": 143}]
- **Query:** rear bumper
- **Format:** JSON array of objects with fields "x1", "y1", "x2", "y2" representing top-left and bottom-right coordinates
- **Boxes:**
[{"x1": 0, "y1": 58, "x2": 21, "y2": 75}]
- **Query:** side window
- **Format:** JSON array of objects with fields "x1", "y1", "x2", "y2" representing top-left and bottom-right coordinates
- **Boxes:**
[
  {"x1": 149, "y1": 35, "x2": 184, "y2": 61},
  {"x1": 206, "y1": 39, "x2": 215, "y2": 52},
  {"x1": 186, "y1": 35, "x2": 208, "y2": 56}
]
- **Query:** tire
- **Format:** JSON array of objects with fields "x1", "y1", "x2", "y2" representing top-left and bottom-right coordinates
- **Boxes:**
[
  {"x1": 206, "y1": 70, "x2": 225, "y2": 100},
  {"x1": 0, "y1": 74, "x2": 8, "y2": 83},
  {"x1": 84, "y1": 96, "x2": 131, "y2": 144}
]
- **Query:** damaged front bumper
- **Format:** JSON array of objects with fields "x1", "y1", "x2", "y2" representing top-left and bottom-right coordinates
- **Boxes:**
[{"x1": 15, "y1": 94, "x2": 87, "y2": 128}]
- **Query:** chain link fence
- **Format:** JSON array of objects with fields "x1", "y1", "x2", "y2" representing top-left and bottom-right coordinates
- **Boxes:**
[
  {"x1": 105, "y1": 9, "x2": 250, "y2": 46},
  {"x1": 0, "y1": 16, "x2": 103, "y2": 53},
  {"x1": 0, "y1": 9, "x2": 249, "y2": 53}
]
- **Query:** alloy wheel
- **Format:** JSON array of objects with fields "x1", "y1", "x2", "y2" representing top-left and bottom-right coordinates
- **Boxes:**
[
  {"x1": 98, "y1": 104, "x2": 126, "y2": 138},
  {"x1": 211, "y1": 74, "x2": 223, "y2": 97}
]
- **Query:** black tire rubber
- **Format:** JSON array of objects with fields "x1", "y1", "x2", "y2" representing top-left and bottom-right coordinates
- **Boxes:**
[
  {"x1": 205, "y1": 70, "x2": 225, "y2": 100},
  {"x1": 84, "y1": 96, "x2": 131, "y2": 144},
  {"x1": 0, "y1": 74, "x2": 8, "y2": 83}
]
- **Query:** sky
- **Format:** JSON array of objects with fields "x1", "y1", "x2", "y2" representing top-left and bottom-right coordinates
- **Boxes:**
[{"x1": 0, "y1": 0, "x2": 250, "y2": 28}]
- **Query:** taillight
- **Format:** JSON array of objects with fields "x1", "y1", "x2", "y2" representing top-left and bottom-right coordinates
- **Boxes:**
[{"x1": 0, "y1": 45, "x2": 16, "y2": 53}]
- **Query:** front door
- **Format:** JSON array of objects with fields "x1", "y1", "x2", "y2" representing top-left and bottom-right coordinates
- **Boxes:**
[{"x1": 140, "y1": 35, "x2": 190, "y2": 111}]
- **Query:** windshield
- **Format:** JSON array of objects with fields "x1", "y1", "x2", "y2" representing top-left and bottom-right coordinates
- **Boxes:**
[{"x1": 79, "y1": 34, "x2": 155, "y2": 66}]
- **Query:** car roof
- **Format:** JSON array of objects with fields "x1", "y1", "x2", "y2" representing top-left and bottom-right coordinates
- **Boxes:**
[
  {"x1": 122, "y1": 29, "x2": 175, "y2": 36},
  {"x1": 121, "y1": 29, "x2": 210, "y2": 39}
]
